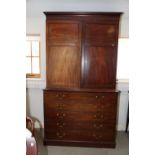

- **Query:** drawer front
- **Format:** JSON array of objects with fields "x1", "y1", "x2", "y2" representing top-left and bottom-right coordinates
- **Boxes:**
[
  {"x1": 44, "y1": 110, "x2": 116, "y2": 123},
  {"x1": 44, "y1": 92, "x2": 117, "y2": 113},
  {"x1": 44, "y1": 129, "x2": 115, "y2": 142},
  {"x1": 45, "y1": 120, "x2": 115, "y2": 131}
]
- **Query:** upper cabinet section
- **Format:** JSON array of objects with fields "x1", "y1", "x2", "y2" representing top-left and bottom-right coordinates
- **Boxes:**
[{"x1": 45, "y1": 12, "x2": 122, "y2": 89}]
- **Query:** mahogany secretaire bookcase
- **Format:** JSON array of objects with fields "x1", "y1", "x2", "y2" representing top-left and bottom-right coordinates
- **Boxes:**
[{"x1": 43, "y1": 12, "x2": 122, "y2": 148}]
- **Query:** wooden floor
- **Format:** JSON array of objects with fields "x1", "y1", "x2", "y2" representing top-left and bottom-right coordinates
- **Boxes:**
[{"x1": 35, "y1": 129, "x2": 129, "y2": 155}]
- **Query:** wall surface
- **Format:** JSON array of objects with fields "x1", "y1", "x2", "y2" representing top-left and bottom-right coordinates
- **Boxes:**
[{"x1": 26, "y1": 0, "x2": 129, "y2": 130}]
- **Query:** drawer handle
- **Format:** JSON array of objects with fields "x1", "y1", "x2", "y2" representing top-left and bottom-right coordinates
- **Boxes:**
[
  {"x1": 56, "y1": 132, "x2": 66, "y2": 138},
  {"x1": 93, "y1": 133, "x2": 102, "y2": 139},
  {"x1": 94, "y1": 114, "x2": 104, "y2": 119},
  {"x1": 56, "y1": 123, "x2": 66, "y2": 128},
  {"x1": 56, "y1": 113, "x2": 66, "y2": 118},
  {"x1": 55, "y1": 94, "x2": 59, "y2": 97},
  {"x1": 93, "y1": 124, "x2": 103, "y2": 129},
  {"x1": 56, "y1": 104, "x2": 65, "y2": 108},
  {"x1": 62, "y1": 94, "x2": 65, "y2": 98},
  {"x1": 101, "y1": 96, "x2": 104, "y2": 98}
]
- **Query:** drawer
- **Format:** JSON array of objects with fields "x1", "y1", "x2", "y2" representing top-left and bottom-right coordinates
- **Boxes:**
[
  {"x1": 44, "y1": 129, "x2": 115, "y2": 142},
  {"x1": 45, "y1": 120, "x2": 115, "y2": 131},
  {"x1": 44, "y1": 110, "x2": 116, "y2": 123},
  {"x1": 44, "y1": 91, "x2": 117, "y2": 101},
  {"x1": 44, "y1": 92, "x2": 117, "y2": 113}
]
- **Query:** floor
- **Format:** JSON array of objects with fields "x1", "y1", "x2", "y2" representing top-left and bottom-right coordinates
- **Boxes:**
[{"x1": 35, "y1": 129, "x2": 129, "y2": 155}]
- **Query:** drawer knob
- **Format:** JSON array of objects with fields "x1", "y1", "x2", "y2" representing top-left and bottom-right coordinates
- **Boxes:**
[
  {"x1": 101, "y1": 96, "x2": 104, "y2": 98},
  {"x1": 95, "y1": 96, "x2": 99, "y2": 99},
  {"x1": 94, "y1": 114, "x2": 97, "y2": 118},
  {"x1": 56, "y1": 132, "x2": 66, "y2": 138},
  {"x1": 111, "y1": 43, "x2": 115, "y2": 47},
  {"x1": 93, "y1": 124, "x2": 104, "y2": 129},
  {"x1": 62, "y1": 94, "x2": 65, "y2": 97},
  {"x1": 56, "y1": 94, "x2": 59, "y2": 97}
]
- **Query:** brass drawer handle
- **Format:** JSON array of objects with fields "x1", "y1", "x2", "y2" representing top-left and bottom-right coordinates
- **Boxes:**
[
  {"x1": 55, "y1": 94, "x2": 59, "y2": 97},
  {"x1": 93, "y1": 124, "x2": 103, "y2": 129},
  {"x1": 56, "y1": 104, "x2": 65, "y2": 108},
  {"x1": 94, "y1": 114, "x2": 104, "y2": 119},
  {"x1": 93, "y1": 133, "x2": 102, "y2": 139},
  {"x1": 62, "y1": 94, "x2": 65, "y2": 98},
  {"x1": 56, "y1": 132, "x2": 66, "y2": 138},
  {"x1": 56, "y1": 122, "x2": 66, "y2": 128},
  {"x1": 56, "y1": 113, "x2": 66, "y2": 118}
]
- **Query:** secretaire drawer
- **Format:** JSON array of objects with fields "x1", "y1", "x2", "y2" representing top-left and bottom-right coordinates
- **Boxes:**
[{"x1": 44, "y1": 91, "x2": 117, "y2": 113}]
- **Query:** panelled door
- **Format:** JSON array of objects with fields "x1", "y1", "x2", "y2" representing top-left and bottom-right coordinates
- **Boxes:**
[{"x1": 81, "y1": 23, "x2": 118, "y2": 89}]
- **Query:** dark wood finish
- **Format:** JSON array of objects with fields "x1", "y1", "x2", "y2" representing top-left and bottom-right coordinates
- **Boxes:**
[
  {"x1": 44, "y1": 12, "x2": 122, "y2": 148},
  {"x1": 43, "y1": 90, "x2": 118, "y2": 147},
  {"x1": 47, "y1": 46, "x2": 81, "y2": 88},
  {"x1": 82, "y1": 46, "x2": 117, "y2": 88},
  {"x1": 85, "y1": 24, "x2": 117, "y2": 44},
  {"x1": 46, "y1": 21, "x2": 81, "y2": 88}
]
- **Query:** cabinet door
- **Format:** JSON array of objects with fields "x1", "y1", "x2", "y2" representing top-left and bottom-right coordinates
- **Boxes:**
[
  {"x1": 46, "y1": 21, "x2": 81, "y2": 88},
  {"x1": 81, "y1": 23, "x2": 118, "y2": 88}
]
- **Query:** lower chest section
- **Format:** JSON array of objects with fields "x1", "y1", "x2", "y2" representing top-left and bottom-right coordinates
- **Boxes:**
[{"x1": 43, "y1": 91, "x2": 118, "y2": 147}]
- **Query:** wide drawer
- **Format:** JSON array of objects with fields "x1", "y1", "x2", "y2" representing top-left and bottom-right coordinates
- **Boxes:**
[
  {"x1": 44, "y1": 129, "x2": 115, "y2": 142},
  {"x1": 44, "y1": 110, "x2": 116, "y2": 123},
  {"x1": 44, "y1": 92, "x2": 117, "y2": 113},
  {"x1": 44, "y1": 119, "x2": 115, "y2": 131}
]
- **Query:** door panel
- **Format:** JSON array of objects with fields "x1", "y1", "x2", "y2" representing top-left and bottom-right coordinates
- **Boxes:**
[
  {"x1": 48, "y1": 23, "x2": 80, "y2": 45},
  {"x1": 82, "y1": 46, "x2": 116, "y2": 88},
  {"x1": 46, "y1": 21, "x2": 81, "y2": 88},
  {"x1": 47, "y1": 46, "x2": 81, "y2": 88},
  {"x1": 85, "y1": 24, "x2": 116, "y2": 45}
]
